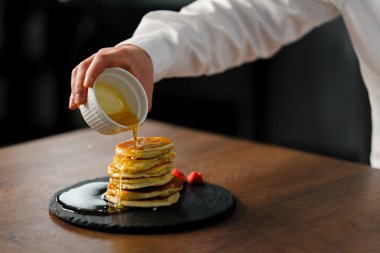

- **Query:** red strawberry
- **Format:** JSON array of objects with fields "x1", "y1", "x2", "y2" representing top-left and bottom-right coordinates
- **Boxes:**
[
  {"x1": 187, "y1": 171, "x2": 204, "y2": 185},
  {"x1": 171, "y1": 168, "x2": 186, "y2": 182}
]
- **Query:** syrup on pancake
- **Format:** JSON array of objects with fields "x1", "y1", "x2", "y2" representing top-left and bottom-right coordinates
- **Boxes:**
[
  {"x1": 115, "y1": 124, "x2": 139, "y2": 208},
  {"x1": 104, "y1": 135, "x2": 181, "y2": 209}
]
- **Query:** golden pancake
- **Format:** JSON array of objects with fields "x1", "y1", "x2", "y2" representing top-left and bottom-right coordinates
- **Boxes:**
[
  {"x1": 105, "y1": 177, "x2": 183, "y2": 201},
  {"x1": 105, "y1": 136, "x2": 181, "y2": 208},
  {"x1": 106, "y1": 192, "x2": 181, "y2": 208},
  {"x1": 111, "y1": 151, "x2": 175, "y2": 173},
  {"x1": 108, "y1": 162, "x2": 173, "y2": 178},
  {"x1": 115, "y1": 137, "x2": 174, "y2": 159},
  {"x1": 109, "y1": 172, "x2": 173, "y2": 190}
]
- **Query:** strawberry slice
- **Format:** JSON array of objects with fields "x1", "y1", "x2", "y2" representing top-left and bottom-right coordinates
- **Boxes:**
[
  {"x1": 171, "y1": 168, "x2": 186, "y2": 182},
  {"x1": 187, "y1": 171, "x2": 204, "y2": 185}
]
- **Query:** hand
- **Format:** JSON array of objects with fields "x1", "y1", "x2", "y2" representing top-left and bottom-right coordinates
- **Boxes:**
[{"x1": 69, "y1": 44, "x2": 154, "y2": 111}]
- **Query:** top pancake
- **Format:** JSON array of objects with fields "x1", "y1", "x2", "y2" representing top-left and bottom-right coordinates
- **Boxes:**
[{"x1": 115, "y1": 136, "x2": 174, "y2": 159}]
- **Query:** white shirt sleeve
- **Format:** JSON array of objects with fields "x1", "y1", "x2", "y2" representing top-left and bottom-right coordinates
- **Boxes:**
[
  {"x1": 118, "y1": 0, "x2": 380, "y2": 168},
  {"x1": 118, "y1": 0, "x2": 339, "y2": 83},
  {"x1": 336, "y1": 0, "x2": 380, "y2": 167}
]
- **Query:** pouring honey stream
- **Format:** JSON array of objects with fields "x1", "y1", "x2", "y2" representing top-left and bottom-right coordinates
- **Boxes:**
[{"x1": 95, "y1": 81, "x2": 141, "y2": 209}]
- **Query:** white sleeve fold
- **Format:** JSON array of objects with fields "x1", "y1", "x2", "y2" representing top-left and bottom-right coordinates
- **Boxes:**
[{"x1": 118, "y1": 0, "x2": 339, "y2": 83}]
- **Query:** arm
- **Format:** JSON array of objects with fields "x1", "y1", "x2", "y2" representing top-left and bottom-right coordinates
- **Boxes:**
[
  {"x1": 334, "y1": 0, "x2": 380, "y2": 167},
  {"x1": 119, "y1": 0, "x2": 339, "y2": 83},
  {"x1": 70, "y1": 0, "x2": 339, "y2": 109}
]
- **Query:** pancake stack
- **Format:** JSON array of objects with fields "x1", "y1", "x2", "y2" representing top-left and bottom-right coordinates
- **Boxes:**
[{"x1": 105, "y1": 137, "x2": 183, "y2": 208}]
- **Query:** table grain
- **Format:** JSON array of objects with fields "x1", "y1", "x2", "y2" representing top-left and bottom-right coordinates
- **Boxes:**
[{"x1": 1, "y1": 120, "x2": 379, "y2": 253}]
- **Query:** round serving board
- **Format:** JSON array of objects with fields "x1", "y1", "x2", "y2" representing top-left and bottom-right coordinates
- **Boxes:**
[{"x1": 49, "y1": 177, "x2": 235, "y2": 234}]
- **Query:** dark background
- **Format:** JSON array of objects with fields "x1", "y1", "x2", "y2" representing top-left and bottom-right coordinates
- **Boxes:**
[{"x1": 0, "y1": 0, "x2": 371, "y2": 164}]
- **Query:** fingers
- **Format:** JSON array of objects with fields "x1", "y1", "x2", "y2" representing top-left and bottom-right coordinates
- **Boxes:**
[
  {"x1": 69, "y1": 67, "x2": 78, "y2": 110},
  {"x1": 69, "y1": 48, "x2": 120, "y2": 110},
  {"x1": 86, "y1": 48, "x2": 131, "y2": 87},
  {"x1": 74, "y1": 58, "x2": 91, "y2": 104},
  {"x1": 69, "y1": 54, "x2": 96, "y2": 109},
  {"x1": 85, "y1": 50, "x2": 114, "y2": 88},
  {"x1": 74, "y1": 65, "x2": 87, "y2": 104},
  {"x1": 69, "y1": 94, "x2": 77, "y2": 110}
]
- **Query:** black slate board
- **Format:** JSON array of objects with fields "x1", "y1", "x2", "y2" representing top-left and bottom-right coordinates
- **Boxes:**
[{"x1": 49, "y1": 177, "x2": 235, "y2": 234}]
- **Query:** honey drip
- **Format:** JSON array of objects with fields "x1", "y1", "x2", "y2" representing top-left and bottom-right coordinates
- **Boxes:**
[
  {"x1": 94, "y1": 80, "x2": 141, "y2": 209},
  {"x1": 116, "y1": 124, "x2": 140, "y2": 208}
]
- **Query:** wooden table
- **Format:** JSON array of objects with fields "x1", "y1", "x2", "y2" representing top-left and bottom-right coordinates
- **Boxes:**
[{"x1": 1, "y1": 120, "x2": 380, "y2": 253}]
